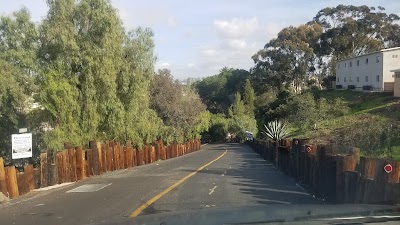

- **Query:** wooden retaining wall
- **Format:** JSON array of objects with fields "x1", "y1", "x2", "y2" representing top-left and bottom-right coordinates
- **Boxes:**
[
  {"x1": 248, "y1": 139, "x2": 400, "y2": 205},
  {"x1": 0, "y1": 139, "x2": 201, "y2": 199}
]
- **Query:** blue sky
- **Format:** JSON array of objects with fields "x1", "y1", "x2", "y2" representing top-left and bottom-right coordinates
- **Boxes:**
[{"x1": 1, "y1": 0, "x2": 399, "y2": 80}]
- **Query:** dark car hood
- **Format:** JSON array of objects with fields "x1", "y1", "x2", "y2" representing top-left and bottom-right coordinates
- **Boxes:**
[{"x1": 92, "y1": 204, "x2": 400, "y2": 225}]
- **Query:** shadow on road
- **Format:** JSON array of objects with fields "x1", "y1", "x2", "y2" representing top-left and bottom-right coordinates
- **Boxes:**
[{"x1": 184, "y1": 143, "x2": 322, "y2": 205}]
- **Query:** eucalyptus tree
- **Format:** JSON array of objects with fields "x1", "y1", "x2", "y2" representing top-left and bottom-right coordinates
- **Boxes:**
[{"x1": 0, "y1": 8, "x2": 38, "y2": 152}]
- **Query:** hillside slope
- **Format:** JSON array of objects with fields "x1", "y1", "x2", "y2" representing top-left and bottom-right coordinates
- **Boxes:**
[{"x1": 296, "y1": 90, "x2": 400, "y2": 159}]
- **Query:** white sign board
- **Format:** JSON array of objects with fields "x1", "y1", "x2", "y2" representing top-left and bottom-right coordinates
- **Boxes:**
[
  {"x1": 19, "y1": 128, "x2": 28, "y2": 133},
  {"x1": 11, "y1": 133, "x2": 32, "y2": 159}
]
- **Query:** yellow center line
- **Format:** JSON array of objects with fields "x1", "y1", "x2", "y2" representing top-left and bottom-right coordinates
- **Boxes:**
[{"x1": 129, "y1": 149, "x2": 228, "y2": 218}]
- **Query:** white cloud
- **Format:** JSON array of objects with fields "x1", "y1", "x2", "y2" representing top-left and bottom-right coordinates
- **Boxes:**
[
  {"x1": 155, "y1": 62, "x2": 171, "y2": 69},
  {"x1": 263, "y1": 22, "x2": 287, "y2": 41},
  {"x1": 167, "y1": 19, "x2": 287, "y2": 79},
  {"x1": 191, "y1": 42, "x2": 258, "y2": 78},
  {"x1": 226, "y1": 39, "x2": 247, "y2": 49},
  {"x1": 214, "y1": 17, "x2": 259, "y2": 39},
  {"x1": 112, "y1": 1, "x2": 176, "y2": 29},
  {"x1": 167, "y1": 16, "x2": 177, "y2": 27},
  {"x1": 201, "y1": 48, "x2": 217, "y2": 57}
]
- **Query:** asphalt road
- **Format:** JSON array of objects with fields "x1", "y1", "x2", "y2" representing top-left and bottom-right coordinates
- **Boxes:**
[{"x1": 0, "y1": 143, "x2": 321, "y2": 225}]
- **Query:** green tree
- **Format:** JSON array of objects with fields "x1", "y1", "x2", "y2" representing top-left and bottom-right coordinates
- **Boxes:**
[
  {"x1": 37, "y1": 0, "x2": 86, "y2": 149},
  {"x1": 228, "y1": 92, "x2": 246, "y2": 117},
  {"x1": 252, "y1": 23, "x2": 322, "y2": 93},
  {"x1": 314, "y1": 5, "x2": 400, "y2": 58},
  {"x1": 202, "y1": 114, "x2": 229, "y2": 143},
  {"x1": 313, "y1": 5, "x2": 400, "y2": 78},
  {"x1": 150, "y1": 69, "x2": 208, "y2": 141},
  {"x1": 36, "y1": 0, "x2": 161, "y2": 149},
  {"x1": 0, "y1": 60, "x2": 29, "y2": 153},
  {"x1": 286, "y1": 92, "x2": 319, "y2": 130},
  {"x1": 117, "y1": 27, "x2": 160, "y2": 145},
  {"x1": 0, "y1": 8, "x2": 38, "y2": 154},
  {"x1": 243, "y1": 79, "x2": 255, "y2": 116},
  {"x1": 194, "y1": 68, "x2": 250, "y2": 114},
  {"x1": 228, "y1": 92, "x2": 257, "y2": 141},
  {"x1": 0, "y1": 7, "x2": 38, "y2": 78}
]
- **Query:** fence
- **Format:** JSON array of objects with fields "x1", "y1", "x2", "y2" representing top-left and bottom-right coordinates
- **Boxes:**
[
  {"x1": 0, "y1": 139, "x2": 201, "y2": 199},
  {"x1": 247, "y1": 139, "x2": 400, "y2": 205}
]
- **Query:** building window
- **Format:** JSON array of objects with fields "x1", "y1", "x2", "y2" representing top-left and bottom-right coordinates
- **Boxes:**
[
  {"x1": 357, "y1": 77, "x2": 359, "y2": 82},
  {"x1": 349, "y1": 61, "x2": 352, "y2": 67},
  {"x1": 344, "y1": 77, "x2": 347, "y2": 82},
  {"x1": 357, "y1": 60, "x2": 359, "y2": 66},
  {"x1": 376, "y1": 75, "x2": 380, "y2": 82},
  {"x1": 365, "y1": 76, "x2": 368, "y2": 82},
  {"x1": 345, "y1": 62, "x2": 347, "y2": 68},
  {"x1": 337, "y1": 77, "x2": 339, "y2": 82},
  {"x1": 366, "y1": 58, "x2": 369, "y2": 64},
  {"x1": 393, "y1": 55, "x2": 398, "y2": 58},
  {"x1": 376, "y1": 56, "x2": 380, "y2": 63},
  {"x1": 338, "y1": 63, "x2": 340, "y2": 69}
]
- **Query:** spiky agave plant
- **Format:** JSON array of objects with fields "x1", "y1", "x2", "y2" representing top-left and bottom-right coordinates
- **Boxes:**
[
  {"x1": 262, "y1": 120, "x2": 291, "y2": 167},
  {"x1": 262, "y1": 121, "x2": 290, "y2": 141}
]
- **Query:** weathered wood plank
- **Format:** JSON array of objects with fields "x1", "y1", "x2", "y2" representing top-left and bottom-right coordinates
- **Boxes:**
[
  {"x1": 33, "y1": 168, "x2": 40, "y2": 189},
  {"x1": 101, "y1": 143, "x2": 107, "y2": 173},
  {"x1": 0, "y1": 157, "x2": 7, "y2": 196},
  {"x1": 40, "y1": 153, "x2": 48, "y2": 187},
  {"x1": 387, "y1": 161, "x2": 400, "y2": 183},
  {"x1": 63, "y1": 150, "x2": 69, "y2": 182},
  {"x1": 24, "y1": 164, "x2": 35, "y2": 192},
  {"x1": 132, "y1": 147, "x2": 137, "y2": 167},
  {"x1": 5, "y1": 166, "x2": 19, "y2": 198},
  {"x1": 143, "y1": 145, "x2": 149, "y2": 164},
  {"x1": 161, "y1": 142, "x2": 166, "y2": 160},
  {"x1": 89, "y1": 141, "x2": 99, "y2": 175},
  {"x1": 150, "y1": 145, "x2": 156, "y2": 163},
  {"x1": 137, "y1": 148, "x2": 143, "y2": 166},
  {"x1": 343, "y1": 171, "x2": 359, "y2": 203},
  {"x1": 86, "y1": 149, "x2": 93, "y2": 177},
  {"x1": 384, "y1": 182, "x2": 400, "y2": 205},
  {"x1": 49, "y1": 163, "x2": 58, "y2": 186},
  {"x1": 76, "y1": 146, "x2": 85, "y2": 180},
  {"x1": 119, "y1": 143, "x2": 125, "y2": 169},
  {"x1": 17, "y1": 171, "x2": 29, "y2": 195}
]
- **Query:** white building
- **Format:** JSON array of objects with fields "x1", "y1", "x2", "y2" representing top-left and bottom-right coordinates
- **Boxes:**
[
  {"x1": 335, "y1": 47, "x2": 400, "y2": 91},
  {"x1": 392, "y1": 69, "x2": 400, "y2": 97}
]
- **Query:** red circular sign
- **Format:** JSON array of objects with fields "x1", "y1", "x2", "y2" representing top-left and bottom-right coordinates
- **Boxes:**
[
  {"x1": 306, "y1": 146, "x2": 311, "y2": 153},
  {"x1": 384, "y1": 164, "x2": 393, "y2": 173},
  {"x1": 295, "y1": 140, "x2": 299, "y2": 145}
]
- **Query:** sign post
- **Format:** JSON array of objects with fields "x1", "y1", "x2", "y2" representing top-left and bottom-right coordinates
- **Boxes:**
[{"x1": 11, "y1": 133, "x2": 33, "y2": 159}]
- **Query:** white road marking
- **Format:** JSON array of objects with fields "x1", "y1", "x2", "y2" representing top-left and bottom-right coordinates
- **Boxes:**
[
  {"x1": 209, "y1": 186, "x2": 217, "y2": 195},
  {"x1": 296, "y1": 183, "x2": 307, "y2": 192},
  {"x1": 34, "y1": 182, "x2": 74, "y2": 192},
  {"x1": 35, "y1": 203, "x2": 44, "y2": 207},
  {"x1": 263, "y1": 199, "x2": 291, "y2": 204},
  {"x1": 66, "y1": 183, "x2": 112, "y2": 193},
  {"x1": 263, "y1": 187, "x2": 309, "y2": 196}
]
